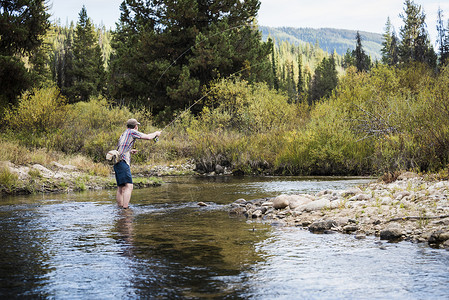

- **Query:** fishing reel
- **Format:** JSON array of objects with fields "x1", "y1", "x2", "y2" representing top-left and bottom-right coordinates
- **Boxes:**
[{"x1": 154, "y1": 136, "x2": 159, "y2": 143}]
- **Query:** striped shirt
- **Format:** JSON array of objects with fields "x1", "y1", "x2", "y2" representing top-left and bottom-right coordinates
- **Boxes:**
[{"x1": 116, "y1": 129, "x2": 143, "y2": 165}]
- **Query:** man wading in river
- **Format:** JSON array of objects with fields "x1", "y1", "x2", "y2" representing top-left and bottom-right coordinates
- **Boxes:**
[{"x1": 114, "y1": 118, "x2": 161, "y2": 209}]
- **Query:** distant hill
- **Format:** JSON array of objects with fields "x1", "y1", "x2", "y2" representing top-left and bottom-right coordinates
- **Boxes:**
[{"x1": 259, "y1": 26, "x2": 383, "y2": 60}]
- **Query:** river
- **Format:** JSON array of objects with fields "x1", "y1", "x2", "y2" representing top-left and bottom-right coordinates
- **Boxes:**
[{"x1": 0, "y1": 176, "x2": 448, "y2": 299}]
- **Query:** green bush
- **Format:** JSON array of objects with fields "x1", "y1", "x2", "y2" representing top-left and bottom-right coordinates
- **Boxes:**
[{"x1": 3, "y1": 86, "x2": 67, "y2": 135}]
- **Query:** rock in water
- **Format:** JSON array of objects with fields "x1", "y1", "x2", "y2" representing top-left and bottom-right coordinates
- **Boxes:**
[{"x1": 380, "y1": 224, "x2": 403, "y2": 241}]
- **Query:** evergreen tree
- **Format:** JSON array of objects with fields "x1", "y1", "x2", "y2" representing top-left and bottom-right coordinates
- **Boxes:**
[
  {"x1": 399, "y1": 0, "x2": 436, "y2": 67},
  {"x1": 0, "y1": 0, "x2": 50, "y2": 109},
  {"x1": 270, "y1": 38, "x2": 279, "y2": 91},
  {"x1": 108, "y1": 0, "x2": 271, "y2": 113},
  {"x1": 354, "y1": 31, "x2": 371, "y2": 72},
  {"x1": 297, "y1": 54, "x2": 304, "y2": 96},
  {"x1": 343, "y1": 48, "x2": 355, "y2": 69},
  {"x1": 390, "y1": 31, "x2": 400, "y2": 66},
  {"x1": 436, "y1": 7, "x2": 449, "y2": 66},
  {"x1": 381, "y1": 17, "x2": 399, "y2": 66},
  {"x1": 66, "y1": 6, "x2": 105, "y2": 102},
  {"x1": 309, "y1": 55, "x2": 338, "y2": 104},
  {"x1": 286, "y1": 62, "x2": 296, "y2": 102}
]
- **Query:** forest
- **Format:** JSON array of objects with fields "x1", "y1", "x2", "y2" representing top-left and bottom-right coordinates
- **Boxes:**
[{"x1": 2, "y1": 0, "x2": 449, "y2": 178}]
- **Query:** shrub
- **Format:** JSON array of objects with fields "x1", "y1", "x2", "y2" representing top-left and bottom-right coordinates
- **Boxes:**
[{"x1": 3, "y1": 86, "x2": 67, "y2": 135}]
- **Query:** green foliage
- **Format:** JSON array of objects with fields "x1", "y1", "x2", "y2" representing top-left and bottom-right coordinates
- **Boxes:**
[
  {"x1": 2, "y1": 86, "x2": 151, "y2": 162},
  {"x1": 398, "y1": 0, "x2": 436, "y2": 68},
  {"x1": 0, "y1": 0, "x2": 50, "y2": 109},
  {"x1": 381, "y1": 18, "x2": 400, "y2": 66},
  {"x1": 0, "y1": 56, "x2": 32, "y2": 111},
  {"x1": 65, "y1": 6, "x2": 105, "y2": 102},
  {"x1": 3, "y1": 86, "x2": 67, "y2": 137},
  {"x1": 51, "y1": 97, "x2": 149, "y2": 162},
  {"x1": 309, "y1": 56, "x2": 339, "y2": 103},
  {"x1": 108, "y1": 0, "x2": 272, "y2": 115},
  {"x1": 275, "y1": 99, "x2": 372, "y2": 175},
  {"x1": 162, "y1": 79, "x2": 304, "y2": 173}
]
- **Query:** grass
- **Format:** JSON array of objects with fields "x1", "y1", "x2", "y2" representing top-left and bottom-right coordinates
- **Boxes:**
[{"x1": 0, "y1": 164, "x2": 18, "y2": 192}]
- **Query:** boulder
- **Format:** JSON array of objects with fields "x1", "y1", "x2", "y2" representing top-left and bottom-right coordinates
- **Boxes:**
[
  {"x1": 229, "y1": 206, "x2": 246, "y2": 215},
  {"x1": 284, "y1": 195, "x2": 313, "y2": 209},
  {"x1": 343, "y1": 225, "x2": 359, "y2": 233},
  {"x1": 296, "y1": 198, "x2": 345, "y2": 212},
  {"x1": 428, "y1": 230, "x2": 449, "y2": 246},
  {"x1": 261, "y1": 201, "x2": 273, "y2": 207},
  {"x1": 215, "y1": 164, "x2": 224, "y2": 175},
  {"x1": 341, "y1": 187, "x2": 363, "y2": 197},
  {"x1": 309, "y1": 219, "x2": 338, "y2": 233},
  {"x1": 233, "y1": 198, "x2": 247, "y2": 205},
  {"x1": 272, "y1": 195, "x2": 291, "y2": 209},
  {"x1": 380, "y1": 224, "x2": 404, "y2": 241}
]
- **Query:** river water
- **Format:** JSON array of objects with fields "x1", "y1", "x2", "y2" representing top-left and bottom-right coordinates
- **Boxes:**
[{"x1": 0, "y1": 176, "x2": 448, "y2": 299}]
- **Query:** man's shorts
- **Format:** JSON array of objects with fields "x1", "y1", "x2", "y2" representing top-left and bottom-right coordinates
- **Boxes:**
[{"x1": 114, "y1": 161, "x2": 133, "y2": 186}]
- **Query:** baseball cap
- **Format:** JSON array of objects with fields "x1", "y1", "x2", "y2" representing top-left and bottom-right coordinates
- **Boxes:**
[{"x1": 126, "y1": 118, "x2": 140, "y2": 126}]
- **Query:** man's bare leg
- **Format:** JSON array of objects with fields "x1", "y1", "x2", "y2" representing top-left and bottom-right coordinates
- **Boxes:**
[
  {"x1": 116, "y1": 183, "x2": 133, "y2": 208},
  {"x1": 122, "y1": 183, "x2": 133, "y2": 208}
]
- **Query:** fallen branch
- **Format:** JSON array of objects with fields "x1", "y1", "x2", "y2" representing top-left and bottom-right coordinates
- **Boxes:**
[{"x1": 387, "y1": 215, "x2": 449, "y2": 222}]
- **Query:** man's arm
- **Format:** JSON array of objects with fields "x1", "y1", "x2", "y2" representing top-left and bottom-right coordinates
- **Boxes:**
[{"x1": 140, "y1": 131, "x2": 161, "y2": 140}]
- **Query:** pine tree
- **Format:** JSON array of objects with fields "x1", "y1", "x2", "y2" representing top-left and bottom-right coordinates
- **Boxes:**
[
  {"x1": 399, "y1": 0, "x2": 436, "y2": 67},
  {"x1": 354, "y1": 31, "x2": 371, "y2": 72},
  {"x1": 270, "y1": 38, "x2": 279, "y2": 91},
  {"x1": 108, "y1": 0, "x2": 271, "y2": 113},
  {"x1": 381, "y1": 17, "x2": 399, "y2": 66},
  {"x1": 390, "y1": 31, "x2": 400, "y2": 66},
  {"x1": 0, "y1": 0, "x2": 50, "y2": 109},
  {"x1": 297, "y1": 54, "x2": 304, "y2": 96},
  {"x1": 287, "y1": 62, "x2": 296, "y2": 102},
  {"x1": 309, "y1": 55, "x2": 338, "y2": 104},
  {"x1": 436, "y1": 7, "x2": 449, "y2": 67},
  {"x1": 66, "y1": 6, "x2": 105, "y2": 102}
]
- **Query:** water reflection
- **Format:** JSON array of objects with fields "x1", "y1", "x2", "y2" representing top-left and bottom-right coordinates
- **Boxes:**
[
  {"x1": 114, "y1": 208, "x2": 135, "y2": 257},
  {"x1": 128, "y1": 206, "x2": 270, "y2": 298}
]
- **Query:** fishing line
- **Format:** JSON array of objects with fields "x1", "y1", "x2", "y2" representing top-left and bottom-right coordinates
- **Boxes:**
[
  {"x1": 154, "y1": 23, "x2": 256, "y2": 88},
  {"x1": 159, "y1": 60, "x2": 267, "y2": 135},
  {"x1": 151, "y1": 22, "x2": 265, "y2": 142}
]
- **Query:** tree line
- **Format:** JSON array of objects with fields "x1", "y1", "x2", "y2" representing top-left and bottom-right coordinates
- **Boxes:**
[{"x1": 2, "y1": 0, "x2": 449, "y2": 121}]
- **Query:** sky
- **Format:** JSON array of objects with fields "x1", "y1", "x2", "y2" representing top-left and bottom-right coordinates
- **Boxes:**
[{"x1": 49, "y1": 0, "x2": 449, "y2": 44}]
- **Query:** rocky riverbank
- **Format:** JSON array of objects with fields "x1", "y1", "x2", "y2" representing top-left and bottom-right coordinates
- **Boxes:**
[
  {"x1": 0, "y1": 161, "x2": 171, "y2": 195},
  {"x1": 230, "y1": 172, "x2": 449, "y2": 249}
]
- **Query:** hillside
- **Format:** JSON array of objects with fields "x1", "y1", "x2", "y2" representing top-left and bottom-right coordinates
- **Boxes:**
[{"x1": 259, "y1": 26, "x2": 383, "y2": 60}]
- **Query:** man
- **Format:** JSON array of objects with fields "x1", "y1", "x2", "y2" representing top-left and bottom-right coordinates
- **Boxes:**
[{"x1": 114, "y1": 118, "x2": 161, "y2": 208}]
